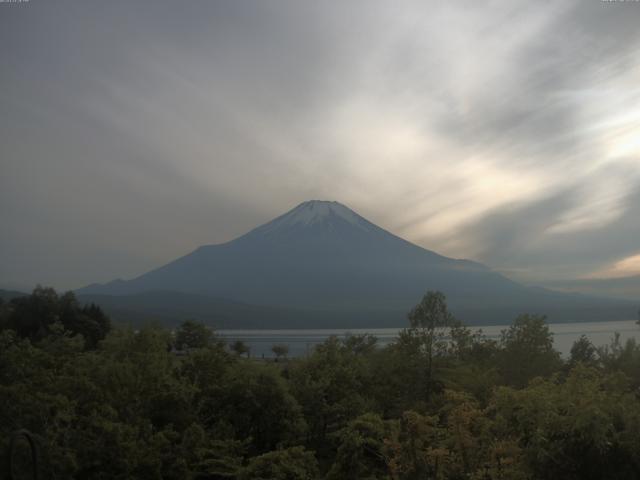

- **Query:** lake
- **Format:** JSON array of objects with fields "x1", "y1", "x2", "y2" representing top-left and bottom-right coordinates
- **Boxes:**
[{"x1": 219, "y1": 319, "x2": 640, "y2": 358}]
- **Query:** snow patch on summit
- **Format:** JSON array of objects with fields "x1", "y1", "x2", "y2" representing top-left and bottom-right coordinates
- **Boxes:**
[
  {"x1": 258, "y1": 200, "x2": 376, "y2": 234},
  {"x1": 288, "y1": 201, "x2": 362, "y2": 225}
]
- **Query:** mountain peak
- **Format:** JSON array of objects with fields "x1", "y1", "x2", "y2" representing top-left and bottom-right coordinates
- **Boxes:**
[
  {"x1": 255, "y1": 200, "x2": 376, "y2": 234},
  {"x1": 293, "y1": 200, "x2": 355, "y2": 220}
]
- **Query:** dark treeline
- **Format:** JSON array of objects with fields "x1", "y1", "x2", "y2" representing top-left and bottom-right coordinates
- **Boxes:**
[{"x1": 2, "y1": 288, "x2": 640, "y2": 479}]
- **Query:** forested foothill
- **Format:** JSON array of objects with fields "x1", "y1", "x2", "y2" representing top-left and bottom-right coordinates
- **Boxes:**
[{"x1": 2, "y1": 288, "x2": 640, "y2": 479}]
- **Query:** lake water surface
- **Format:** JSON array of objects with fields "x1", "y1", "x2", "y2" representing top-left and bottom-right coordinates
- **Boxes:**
[{"x1": 219, "y1": 320, "x2": 639, "y2": 358}]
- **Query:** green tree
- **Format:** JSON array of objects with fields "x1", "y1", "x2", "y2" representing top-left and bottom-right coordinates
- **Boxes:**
[
  {"x1": 5, "y1": 286, "x2": 60, "y2": 341},
  {"x1": 406, "y1": 291, "x2": 455, "y2": 398},
  {"x1": 342, "y1": 333, "x2": 378, "y2": 355},
  {"x1": 2, "y1": 287, "x2": 110, "y2": 349},
  {"x1": 59, "y1": 292, "x2": 111, "y2": 349},
  {"x1": 231, "y1": 339, "x2": 250, "y2": 357},
  {"x1": 289, "y1": 336, "x2": 376, "y2": 456},
  {"x1": 175, "y1": 423, "x2": 244, "y2": 479},
  {"x1": 211, "y1": 362, "x2": 307, "y2": 454},
  {"x1": 0, "y1": 297, "x2": 10, "y2": 331},
  {"x1": 327, "y1": 413, "x2": 392, "y2": 480},
  {"x1": 569, "y1": 335, "x2": 597, "y2": 367},
  {"x1": 368, "y1": 334, "x2": 426, "y2": 416},
  {"x1": 385, "y1": 410, "x2": 449, "y2": 480},
  {"x1": 492, "y1": 366, "x2": 640, "y2": 479},
  {"x1": 238, "y1": 446, "x2": 319, "y2": 480},
  {"x1": 175, "y1": 319, "x2": 214, "y2": 350},
  {"x1": 272, "y1": 343, "x2": 289, "y2": 361},
  {"x1": 498, "y1": 314, "x2": 562, "y2": 387},
  {"x1": 598, "y1": 334, "x2": 640, "y2": 387}
]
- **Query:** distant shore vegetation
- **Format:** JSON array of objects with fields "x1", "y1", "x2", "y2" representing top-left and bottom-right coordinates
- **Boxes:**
[{"x1": 2, "y1": 287, "x2": 640, "y2": 479}]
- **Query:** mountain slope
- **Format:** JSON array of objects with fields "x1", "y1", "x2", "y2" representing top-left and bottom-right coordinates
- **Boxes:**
[
  {"x1": 543, "y1": 275, "x2": 640, "y2": 302},
  {"x1": 78, "y1": 201, "x2": 636, "y2": 326},
  {"x1": 76, "y1": 291, "x2": 346, "y2": 329}
]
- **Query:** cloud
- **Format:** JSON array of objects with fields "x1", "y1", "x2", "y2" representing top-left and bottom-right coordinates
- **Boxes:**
[
  {"x1": 1, "y1": 0, "x2": 640, "y2": 290},
  {"x1": 451, "y1": 182, "x2": 640, "y2": 283},
  {"x1": 590, "y1": 253, "x2": 640, "y2": 280}
]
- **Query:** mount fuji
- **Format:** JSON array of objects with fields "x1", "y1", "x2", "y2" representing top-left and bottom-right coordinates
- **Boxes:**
[{"x1": 77, "y1": 201, "x2": 635, "y2": 327}]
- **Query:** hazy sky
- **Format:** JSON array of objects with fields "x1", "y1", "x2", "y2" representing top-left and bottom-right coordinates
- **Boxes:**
[{"x1": 1, "y1": 0, "x2": 640, "y2": 291}]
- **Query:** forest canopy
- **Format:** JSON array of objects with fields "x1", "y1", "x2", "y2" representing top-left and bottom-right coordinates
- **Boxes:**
[{"x1": 2, "y1": 288, "x2": 640, "y2": 479}]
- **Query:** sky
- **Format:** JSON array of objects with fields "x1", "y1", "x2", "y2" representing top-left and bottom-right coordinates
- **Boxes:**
[{"x1": 1, "y1": 0, "x2": 640, "y2": 293}]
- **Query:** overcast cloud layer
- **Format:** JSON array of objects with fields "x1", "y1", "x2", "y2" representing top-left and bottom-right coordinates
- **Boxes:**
[{"x1": 1, "y1": 0, "x2": 639, "y2": 292}]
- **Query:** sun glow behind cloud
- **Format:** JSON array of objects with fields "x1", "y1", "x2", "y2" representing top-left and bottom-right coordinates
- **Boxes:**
[{"x1": 590, "y1": 253, "x2": 640, "y2": 279}]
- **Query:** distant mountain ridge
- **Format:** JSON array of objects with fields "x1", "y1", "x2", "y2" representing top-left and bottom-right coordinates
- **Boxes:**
[
  {"x1": 77, "y1": 200, "x2": 636, "y2": 327},
  {"x1": 0, "y1": 288, "x2": 28, "y2": 302}
]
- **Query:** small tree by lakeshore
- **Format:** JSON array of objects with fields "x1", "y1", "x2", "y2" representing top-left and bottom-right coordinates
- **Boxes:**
[
  {"x1": 406, "y1": 290, "x2": 456, "y2": 399},
  {"x1": 231, "y1": 339, "x2": 250, "y2": 358},
  {"x1": 272, "y1": 343, "x2": 289, "y2": 362}
]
